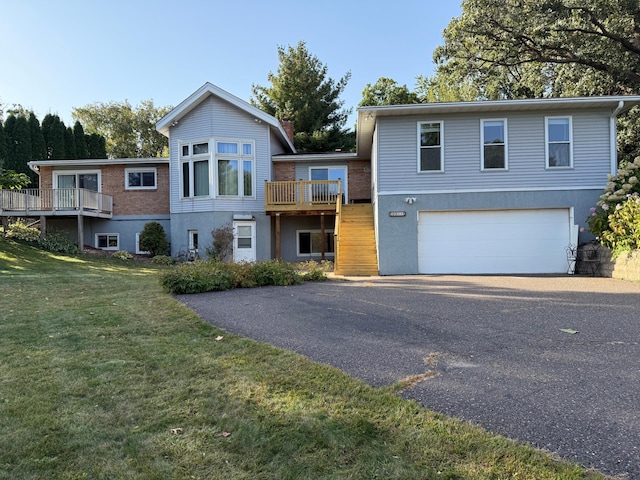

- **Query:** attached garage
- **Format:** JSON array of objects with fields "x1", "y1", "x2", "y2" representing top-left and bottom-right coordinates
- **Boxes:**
[{"x1": 417, "y1": 209, "x2": 574, "y2": 274}]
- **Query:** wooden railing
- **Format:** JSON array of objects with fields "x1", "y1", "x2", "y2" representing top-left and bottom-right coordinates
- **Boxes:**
[
  {"x1": 265, "y1": 180, "x2": 342, "y2": 212},
  {"x1": 0, "y1": 188, "x2": 113, "y2": 216}
]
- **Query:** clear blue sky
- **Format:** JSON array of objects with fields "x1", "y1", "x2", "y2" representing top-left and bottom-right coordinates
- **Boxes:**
[{"x1": 0, "y1": 0, "x2": 462, "y2": 129}]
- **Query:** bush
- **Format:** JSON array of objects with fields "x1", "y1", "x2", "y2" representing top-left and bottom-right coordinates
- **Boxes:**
[
  {"x1": 112, "y1": 250, "x2": 133, "y2": 260},
  {"x1": 5, "y1": 220, "x2": 40, "y2": 242},
  {"x1": 588, "y1": 156, "x2": 640, "y2": 257},
  {"x1": 151, "y1": 255, "x2": 174, "y2": 265},
  {"x1": 38, "y1": 232, "x2": 80, "y2": 255},
  {"x1": 159, "y1": 259, "x2": 313, "y2": 294},
  {"x1": 205, "y1": 223, "x2": 234, "y2": 261},
  {"x1": 139, "y1": 222, "x2": 168, "y2": 257}
]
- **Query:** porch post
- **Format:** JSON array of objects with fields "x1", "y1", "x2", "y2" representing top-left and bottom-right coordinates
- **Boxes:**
[
  {"x1": 77, "y1": 214, "x2": 84, "y2": 252},
  {"x1": 320, "y1": 212, "x2": 325, "y2": 261},
  {"x1": 39, "y1": 216, "x2": 47, "y2": 240},
  {"x1": 275, "y1": 213, "x2": 281, "y2": 259}
]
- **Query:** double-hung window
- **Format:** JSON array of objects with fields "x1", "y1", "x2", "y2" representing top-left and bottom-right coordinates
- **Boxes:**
[
  {"x1": 546, "y1": 117, "x2": 573, "y2": 168},
  {"x1": 418, "y1": 121, "x2": 443, "y2": 172},
  {"x1": 481, "y1": 119, "x2": 507, "y2": 170},
  {"x1": 216, "y1": 140, "x2": 254, "y2": 197},
  {"x1": 181, "y1": 141, "x2": 210, "y2": 198},
  {"x1": 125, "y1": 167, "x2": 156, "y2": 189}
]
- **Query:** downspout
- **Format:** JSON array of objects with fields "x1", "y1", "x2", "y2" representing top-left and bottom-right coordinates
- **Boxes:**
[{"x1": 610, "y1": 100, "x2": 625, "y2": 175}]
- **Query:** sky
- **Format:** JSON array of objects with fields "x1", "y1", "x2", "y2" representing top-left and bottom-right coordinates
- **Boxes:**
[{"x1": 0, "y1": 0, "x2": 462, "y2": 129}]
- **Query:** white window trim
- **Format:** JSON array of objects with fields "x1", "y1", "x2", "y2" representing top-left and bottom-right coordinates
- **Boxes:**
[
  {"x1": 481, "y1": 118, "x2": 508, "y2": 171},
  {"x1": 417, "y1": 121, "x2": 444, "y2": 173},
  {"x1": 125, "y1": 167, "x2": 157, "y2": 190},
  {"x1": 135, "y1": 232, "x2": 150, "y2": 254},
  {"x1": 214, "y1": 138, "x2": 256, "y2": 199},
  {"x1": 296, "y1": 229, "x2": 335, "y2": 257},
  {"x1": 95, "y1": 233, "x2": 119, "y2": 251},
  {"x1": 179, "y1": 139, "x2": 212, "y2": 199},
  {"x1": 53, "y1": 170, "x2": 102, "y2": 192},
  {"x1": 545, "y1": 116, "x2": 574, "y2": 169}
]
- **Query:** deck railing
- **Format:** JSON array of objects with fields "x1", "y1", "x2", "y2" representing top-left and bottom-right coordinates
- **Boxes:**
[
  {"x1": 0, "y1": 188, "x2": 113, "y2": 216},
  {"x1": 265, "y1": 180, "x2": 342, "y2": 212}
]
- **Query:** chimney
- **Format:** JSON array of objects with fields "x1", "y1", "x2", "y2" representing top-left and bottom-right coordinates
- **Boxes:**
[{"x1": 281, "y1": 118, "x2": 294, "y2": 143}]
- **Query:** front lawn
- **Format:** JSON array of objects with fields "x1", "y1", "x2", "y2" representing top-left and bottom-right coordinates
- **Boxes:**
[{"x1": 0, "y1": 238, "x2": 604, "y2": 479}]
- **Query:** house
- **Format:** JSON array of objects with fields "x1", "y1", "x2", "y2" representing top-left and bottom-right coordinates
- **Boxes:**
[
  {"x1": 357, "y1": 96, "x2": 640, "y2": 274},
  {"x1": 3, "y1": 82, "x2": 640, "y2": 276},
  {"x1": 2, "y1": 157, "x2": 170, "y2": 254}
]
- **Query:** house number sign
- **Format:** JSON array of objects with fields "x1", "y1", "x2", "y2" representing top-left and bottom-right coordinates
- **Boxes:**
[{"x1": 389, "y1": 211, "x2": 406, "y2": 217}]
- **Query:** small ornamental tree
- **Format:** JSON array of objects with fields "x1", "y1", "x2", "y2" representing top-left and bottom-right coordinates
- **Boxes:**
[
  {"x1": 138, "y1": 221, "x2": 168, "y2": 257},
  {"x1": 588, "y1": 156, "x2": 640, "y2": 256}
]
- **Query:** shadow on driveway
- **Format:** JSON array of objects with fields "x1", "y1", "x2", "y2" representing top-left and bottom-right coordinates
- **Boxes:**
[{"x1": 176, "y1": 275, "x2": 640, "y2": 478}]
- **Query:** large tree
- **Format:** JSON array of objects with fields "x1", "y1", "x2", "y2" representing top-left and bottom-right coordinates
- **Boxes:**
[
  {"x1": 41, "y1": 114, "x2": 67, "y2": 159},
  {"x1": 359, "y1": 77, "x2": 420, "y2": 106},
  {"x1": 72, "y1": 99, "x2": 171, "y2": 158},
  {"x1": 251, "y1": 41, "x2": 354, "y2": 152}
]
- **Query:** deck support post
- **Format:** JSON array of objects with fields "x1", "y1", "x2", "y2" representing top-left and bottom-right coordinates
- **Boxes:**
[
  {"x1": 77, "y1": 215, "x2": 84, "y2": 252},
  {"x1": 39, "y1": 216, "x2": 47, "y2": 240},
  {"x1": 275, "y1": 213, "x2": 281, "y2": 259},
  {"x1": 320, "y1": 213, "x2": 325, "y2": 261}
]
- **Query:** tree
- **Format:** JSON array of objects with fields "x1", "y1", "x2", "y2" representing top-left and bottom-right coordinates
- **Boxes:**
[
  {"x1": 41, "y1": 114, "x2": 67, "y2": 159},
  {"x1": 73, "y1": 121, "x2": 89, "y2": 159},
  {"x1": 28, "y1": 113, "x2": 46, "y2": 160},
  {"x1": 0, "y1": 122, "x2": 7, "y2": 169},
  {"x1": 138, "y1": 221, "x2": 168, "y2": 256},
  {"x1": 64, "y1": 127, "x2": 77, "y2": 159},
  {"x1": 359, "y1": 77, "x2": 420, "y2": 106},
  {"x1": 5, "y1": 114, "x2": 32, "y2": 176},
  {"x1": 72, "y1": 99, "x2": 171, "y2": 158},
  {"x1": 86, "y1": 133, "x2": 107, "y2": 159},
  {"x1": 251, "y1": 41, "x2": 354, "y2": 152}
]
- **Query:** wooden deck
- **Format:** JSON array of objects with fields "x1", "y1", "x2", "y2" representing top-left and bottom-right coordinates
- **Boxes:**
[
  {"x1": 265, "y1": 180, "x2": 341, "y2": 214},
  {"x1": 0, "y1": 188, "x2": 113, "y2": 218}
]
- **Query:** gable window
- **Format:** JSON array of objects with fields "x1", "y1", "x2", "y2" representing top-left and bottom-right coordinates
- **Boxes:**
[
  {"x1": 125, "y1": 168, "x2": 157, "y2": 189},
  {"x1": 418, "y1": 122, "x2": 443, "y2": 172},
  {"x1": 297, "y1": 230, "x2": 335, "y2": 256},
  {"x1": 216, "y1": 140, "x2": 254, "y2": 197},
  {"x1": 181, "y1": 141, "x2": 210, "y2": 198},
  {"x1": 546, "y1": 117, "x2": 573, "y2": 168},
  {"x1": 481, "y1": 119, "x2": 507, "y2": 170},
  {"x1": 96, "y1": 233, "x2": 119, "y2": 250}
]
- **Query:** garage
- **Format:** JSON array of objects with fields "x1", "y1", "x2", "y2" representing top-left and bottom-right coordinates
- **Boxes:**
[{"x1": 417, "y1": 209, "x2": 573, "y2": 274}]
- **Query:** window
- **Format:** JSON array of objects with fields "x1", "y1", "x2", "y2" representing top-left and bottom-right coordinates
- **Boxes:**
[
  {"x1": 125, "y1": 168, "x2": 157, "y2": 189},
  {"x1": 180, "y1": 141, "x2": 210, "y2": 198},
  {"x1": 216, "y1": 139, "x2": 254, "y2": 197},
  {"x1": 309, "y1": 167, "x2": 347, "y2": 202},
  {"x1": 135, "y1": 232, "x2": 149, "y2": 254},
  {"x1": 297, "y1": 230, "x2": 335, "y2": 256},
  {"x1": 96, "y1": 233, "x2": 119, "y2": 250},
  {"x1": 481, "y1": 119, "x2": 507, "y2": 170},
  {"x1": 418, "y1": 122, "x2": 443, "y2": 172},
  {"x1": 55, "y1": 171, "x2": 100, "y2": 191},
  {"x1": 546, "y1": 117, "x2": 572, "y2": 168}
]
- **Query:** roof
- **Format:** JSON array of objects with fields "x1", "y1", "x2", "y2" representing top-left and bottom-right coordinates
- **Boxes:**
[
  {"x1": 356, "y1": 95, "x2": 640, "y2": 159},
  {"x1": 28, "y1": 157, "x2": 169, "y2": 172},
  {"x1": 156, "y1": 82, "x2": 296, "y2": 153}
]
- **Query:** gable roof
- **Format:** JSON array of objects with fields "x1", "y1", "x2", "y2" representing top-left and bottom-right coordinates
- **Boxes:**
[
  {"x1": 356, "y1": 95, "x2": 640, "y2": 159},
  {"x1": 156, "y1": 82, "x2": 296, "y2": 153}
]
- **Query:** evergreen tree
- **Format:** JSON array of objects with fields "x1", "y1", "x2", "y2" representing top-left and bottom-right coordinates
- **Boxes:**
[
  {"x1": 42, "y1": 114, "x2": 66, "y2": 159},
  {"x1": 5, "y1": 114, "x2": 32, "y2": 176},
  {"x1": 28, "y1": 112, "x2": 46, "y2": 160},
  {"x1": 64, "y1": 126, "x2": 77, "y2": 159},
  {"x1": 251, "y1": 41, "x2": 353, "y2": 153},
  {"x1": 86, "y1": 133, "x2": 107, "y2": 159},
  {"x1": 0, "y1": 122, "x2": 7, "y2": 170},
  {"x1": 73, "y1": 121, "x2": 89, "y2": 159}
]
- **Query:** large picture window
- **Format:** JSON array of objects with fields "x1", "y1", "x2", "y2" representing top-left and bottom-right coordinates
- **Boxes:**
[
  {"x1": 546, "y1": 117, "x2": 573, "y2": 168},
  {"x1": 481, "y1": 119, "x2": 507, "y2": 170},
  {"x1": 297, "y1": 230, "x2": 335, "y2": 256},
  {"x1": 180, "y1": 141, "x2": 210, "y2": 198},
  {"x1": 216, "y1": 139, "x2": 254, "y2": 197},
  {"x1": 418, "y1": 122, "x2": 443, "y2": 172}
]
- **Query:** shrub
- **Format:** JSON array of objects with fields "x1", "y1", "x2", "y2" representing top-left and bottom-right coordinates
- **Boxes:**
[
  {"x1": 600, "y1": 193, "x2": 640, "y2": 257},
  {"x1": 205, "y1": 223, "x2": 234, "y2": 261},
  {"x1": 151, "y1": 255, "x2": 174, "y2": 265},
  {"x1": 112, "y1": 250, "x2": 133, "y2": 260},
  {"x1": 38, "y1": 232, "x2": 80, "y2": 254},
  {"x1": 5, "y1": 220, "x2": 40, "y2": 242},
  {"x1": 251, "y1": 259, "x2": 303, "y2": 287},
  {"x1": 139, "y1": 222, "x2": 168, "y2": 257}
]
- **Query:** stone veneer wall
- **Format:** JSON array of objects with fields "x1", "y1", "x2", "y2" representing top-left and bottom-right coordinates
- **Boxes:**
[{"x1": 600, "y1": 249, "x2": 640, "y2": 282}]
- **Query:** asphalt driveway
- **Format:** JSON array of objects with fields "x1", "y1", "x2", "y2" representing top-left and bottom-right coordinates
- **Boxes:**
[{"x1": 176, "y1": 275, "x2": 640, "y2": 478}]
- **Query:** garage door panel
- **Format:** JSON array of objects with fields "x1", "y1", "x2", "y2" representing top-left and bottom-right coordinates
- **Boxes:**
[{"x1": 418, "y1": 209, "x2": 571, "y2": 274}]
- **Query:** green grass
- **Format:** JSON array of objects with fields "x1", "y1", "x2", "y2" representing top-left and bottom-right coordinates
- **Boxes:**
[{"x1": 0, "y1": 237, "x2": 605, "y2": 479}]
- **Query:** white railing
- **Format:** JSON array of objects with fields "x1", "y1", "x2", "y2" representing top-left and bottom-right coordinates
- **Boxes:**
[{"x1": 0, "y1": 188, "x2": 112, "y2": 215}]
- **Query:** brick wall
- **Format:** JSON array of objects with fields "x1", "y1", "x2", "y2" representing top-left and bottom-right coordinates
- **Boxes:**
[
  {"x1": 348, "y1": 159, "x2": 371, "y2": 202},
  {"x1": 273, "y1": 162, "x2": 295, "y2": 181},
  {"x1": 101, "y1": 164, "x2": 170, "y2": 216},
  {"x1": 39, "y1": 166, "x2": 53, "y2": 189}
]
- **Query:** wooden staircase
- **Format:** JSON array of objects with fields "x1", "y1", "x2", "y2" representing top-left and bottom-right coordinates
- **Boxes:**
[{"x1": 334, "y1": 203, "x2": 378, "y2": 276}]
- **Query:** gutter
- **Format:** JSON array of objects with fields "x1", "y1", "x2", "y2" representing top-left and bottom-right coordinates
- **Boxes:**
[{"x1": 610, "y1": 100, "x2": 625, "y2": 174}]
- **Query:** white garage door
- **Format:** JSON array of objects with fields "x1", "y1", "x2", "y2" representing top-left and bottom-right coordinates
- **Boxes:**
[{"x1": 418, "y1": 209, "x2": 572, "y2": 274}]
